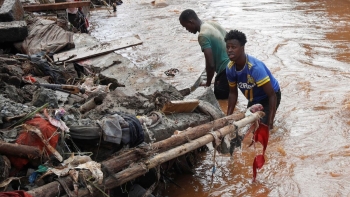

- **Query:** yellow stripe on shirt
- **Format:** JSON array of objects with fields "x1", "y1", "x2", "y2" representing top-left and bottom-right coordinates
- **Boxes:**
[
  {"x1": 256, "y1": 76, "x2": 270, "y2": 87},
  {"x1": 228, "y1": 81, "x2": 236, "y2": 87},
  {"x1": 228, "y1": 61, "x2": 235, "y2": 69}
]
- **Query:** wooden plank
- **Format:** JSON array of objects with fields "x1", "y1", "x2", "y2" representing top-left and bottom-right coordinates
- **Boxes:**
[
  {"x1": 53, "y1": 36, "x2": 143, "y2": 62},
  {"x1": 161, "y1": 99, "x2": 199, "y2": 114},
  {"x1": 23, "y1": 1, "x2": 91, "y2": 12}
]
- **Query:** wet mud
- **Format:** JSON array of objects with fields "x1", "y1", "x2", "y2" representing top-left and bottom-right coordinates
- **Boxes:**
[{"x1": 89, "y1": 0, "x2": 350, "y2": 196}]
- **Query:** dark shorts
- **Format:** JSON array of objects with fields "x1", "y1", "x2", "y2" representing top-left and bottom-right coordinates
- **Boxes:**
[
  {"x1": 214, "y1": 71, "x2": 229, "y2": 99},
  {"x1": 247, "y1": 89, "x2": 281, "y2": 124}
]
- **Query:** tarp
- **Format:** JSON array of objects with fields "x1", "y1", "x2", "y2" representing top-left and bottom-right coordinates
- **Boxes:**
[
  {"x1": 8, "y1": 117, "x2": 59, "y2": 170},
  {"x1": 22, "y1": 19, "x2": 75, "y2": 55}
]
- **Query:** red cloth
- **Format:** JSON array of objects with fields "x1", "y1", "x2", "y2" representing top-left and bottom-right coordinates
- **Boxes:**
[
  {"x1": 8, "y1": 117, "x2": 59, "y2": 170},
  {"x1": 251, "y1": 122, "x2": 269, "y2": 182},
  {"x1": 22, "y1": 76, "x2": 36, "y2": 84},
  {"x1": 0, "y1": 191, "x2": 33, "y2": 197}
]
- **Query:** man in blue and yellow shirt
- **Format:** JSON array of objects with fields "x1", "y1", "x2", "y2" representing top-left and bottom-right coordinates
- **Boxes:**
[{"x1": 225, "y1": 30, "x2": 281, "y2": 130}]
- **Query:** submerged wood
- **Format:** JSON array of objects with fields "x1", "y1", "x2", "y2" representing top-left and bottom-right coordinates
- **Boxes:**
[
  {"x1": 101, "y1": 112, "x2": 244, "y2": 173},
  {"x1": 0, "y1": 141, "x2": 41, "y2": 159},
  {"x1": 101, "y1": 112, "x2": 264, "y2": 189}
]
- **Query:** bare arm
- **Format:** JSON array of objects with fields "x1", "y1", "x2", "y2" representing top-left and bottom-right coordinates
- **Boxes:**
[
  {"x1": 203, "y1": 48, "x2": 215, "y2": 87},
  {"x1": 227, "y1": 85, "x2": 238, "y2": 115},
  {"x1": 261, "y1": 81, "x2": 277, "y2": 129}
]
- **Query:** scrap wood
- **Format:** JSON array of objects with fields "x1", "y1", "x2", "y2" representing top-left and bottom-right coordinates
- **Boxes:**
[
  {"x1": 0, "y1": 141, "x2": 41, "y2": 159},
  {"x1": 53, "y1": 36, "x2": 143, "y2": 63},
  {"x1": 23, "y1": 1, "x2": 91, "y2": 12},
  {"x1": 54, "y1": 55, "x2": 76, "y2": 64},
  {"x1": 27, "y1": 113, "x2": 246, "y2": 197},
  {"x1": 101, "y1": 112, "x2": 245, "y2": 173},
  {"x1": 87, "y1": 112, "x2": 265, "y2": 191}
]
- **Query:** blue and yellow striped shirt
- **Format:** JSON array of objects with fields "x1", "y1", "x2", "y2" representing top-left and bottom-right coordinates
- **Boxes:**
[{"x1": 226, "y1": 55, "x2": 280, "y2": 102}]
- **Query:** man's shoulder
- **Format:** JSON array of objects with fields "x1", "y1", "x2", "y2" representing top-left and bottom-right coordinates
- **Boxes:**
[
  {"x1": 227, "y1": 61, "x2": 235, "y2": 70},
  {"x1": 247, "y1": 55, "x2": 265, "y2": 68},
  {"x1": 199, "y1": 21, "x2": 226, "y2": 41}
]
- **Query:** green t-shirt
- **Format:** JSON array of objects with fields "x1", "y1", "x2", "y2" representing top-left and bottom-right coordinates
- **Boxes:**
[{"x1": 198, "y1": 21, "x2": 230, "y2": 74}]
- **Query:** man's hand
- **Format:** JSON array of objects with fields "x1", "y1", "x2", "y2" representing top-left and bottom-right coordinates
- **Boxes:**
[
  {"x1": 269, "y1": 124, "x2": 273, "y2": 130},
  {"x1": 200, "y1": 81, "x2": 207, "y2": 86}
]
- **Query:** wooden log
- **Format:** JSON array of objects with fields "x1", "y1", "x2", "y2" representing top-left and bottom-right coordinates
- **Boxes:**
[
  {"x1": 101, "y1": 112, "x2": 244, "y2": 173},
  {"x1": 0, "y1": 141, "x2": 41, "y2": 159},
  {"x1": 151, "y1": 112, "x2": 245, "y2": 152},
  {"x1": 101, "y1": 111, "x2": 264, "y2": 189},
  {"x1": 27, "y1": 178, "x2": 71, "y2": 197},
  {"x1": 23, "y1": 1, "x2": 91, "y2": 12}
]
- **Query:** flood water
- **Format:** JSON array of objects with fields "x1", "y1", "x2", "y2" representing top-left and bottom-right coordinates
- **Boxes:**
[{"x1": 89, "y1": 0, "x2": 350, "y2": 196}]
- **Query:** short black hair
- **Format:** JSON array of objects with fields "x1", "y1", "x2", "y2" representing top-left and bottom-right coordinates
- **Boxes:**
[
  {"x1": 179, "y1": 9, "x2": 199, "y2": 22},
  {"x1": 224, "y1": 30, "x2": 247, "y2": 46}
]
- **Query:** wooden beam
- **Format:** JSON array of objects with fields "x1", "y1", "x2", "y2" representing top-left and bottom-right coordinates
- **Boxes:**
[
  {"x1": 53, "y1": 36, "x2": 143, "y2": 62},
  {"x1": 102, "y1": 112, "x2": 264, "y2": 189},
  {"x1": 0, "y1": 141, "x2": 41, "y2": 159},
  {"x1": 101, "y1": 112, "x2": 245, "y2": 173},
  {"x1": 23, "y1": 1, "x2": 91, "y2": 12}
]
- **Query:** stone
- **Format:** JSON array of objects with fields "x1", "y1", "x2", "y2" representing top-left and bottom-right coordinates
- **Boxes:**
[
  {"x1": 32, "y1": 88, "x2": 58, "y2": 108},
  {"x1": 0, "y1": 0, "x2": 24, "y2": 22},
  {"x1": 154, "y1": 0, "x2": 168, "y2": 7},
  {"x1": 0, "y1": 21, "x2": 28, "y2": 42}
]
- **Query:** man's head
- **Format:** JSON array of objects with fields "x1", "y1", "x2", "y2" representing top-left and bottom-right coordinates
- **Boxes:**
[
  {"x1": 179, "y1": 9, "x2": 201, "y2": 34},
  {"x1": 225, "y1": 30, "x2": 247, "y2": 61}
]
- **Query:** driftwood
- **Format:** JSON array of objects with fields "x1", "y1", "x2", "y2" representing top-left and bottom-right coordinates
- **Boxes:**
[
  {"x1": 101, "y1": 112, "x2": 244, "y2": 173},
  {"x1": 0, "y1": 141, "x2": 41, "y2": 159}
]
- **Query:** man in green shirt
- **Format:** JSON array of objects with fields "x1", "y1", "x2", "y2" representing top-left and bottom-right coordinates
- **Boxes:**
[{"x1": 179, "y1": 9, "x2": 230, "y2": 99}]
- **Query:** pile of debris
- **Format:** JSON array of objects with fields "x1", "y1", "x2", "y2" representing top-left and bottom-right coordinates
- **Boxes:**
[
  {"x1": 0, "y1": 0, "x2": 268, "y2": 196},
  {"x1": 0, "y1": 0, "x2": 239, "y2": 197}
]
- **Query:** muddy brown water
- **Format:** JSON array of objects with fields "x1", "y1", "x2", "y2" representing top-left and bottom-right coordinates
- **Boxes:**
[{"x1": 89, "y1": 0, "x2": 350, "y2": 196}]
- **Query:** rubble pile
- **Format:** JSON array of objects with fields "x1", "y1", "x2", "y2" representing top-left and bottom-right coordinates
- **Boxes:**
[{"x1": 0, "y1": 0, "x2": 232, "y2": 197}]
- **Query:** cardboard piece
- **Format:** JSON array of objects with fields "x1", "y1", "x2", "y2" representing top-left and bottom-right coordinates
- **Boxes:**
[{"x1": 161, "y1": 99, "x2": 199, "y2": 114}]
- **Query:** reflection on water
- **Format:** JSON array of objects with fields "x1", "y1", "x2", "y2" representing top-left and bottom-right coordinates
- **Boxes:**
[{"x1": 89, "y1": 0, "x2": 350, "y2": 196}]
